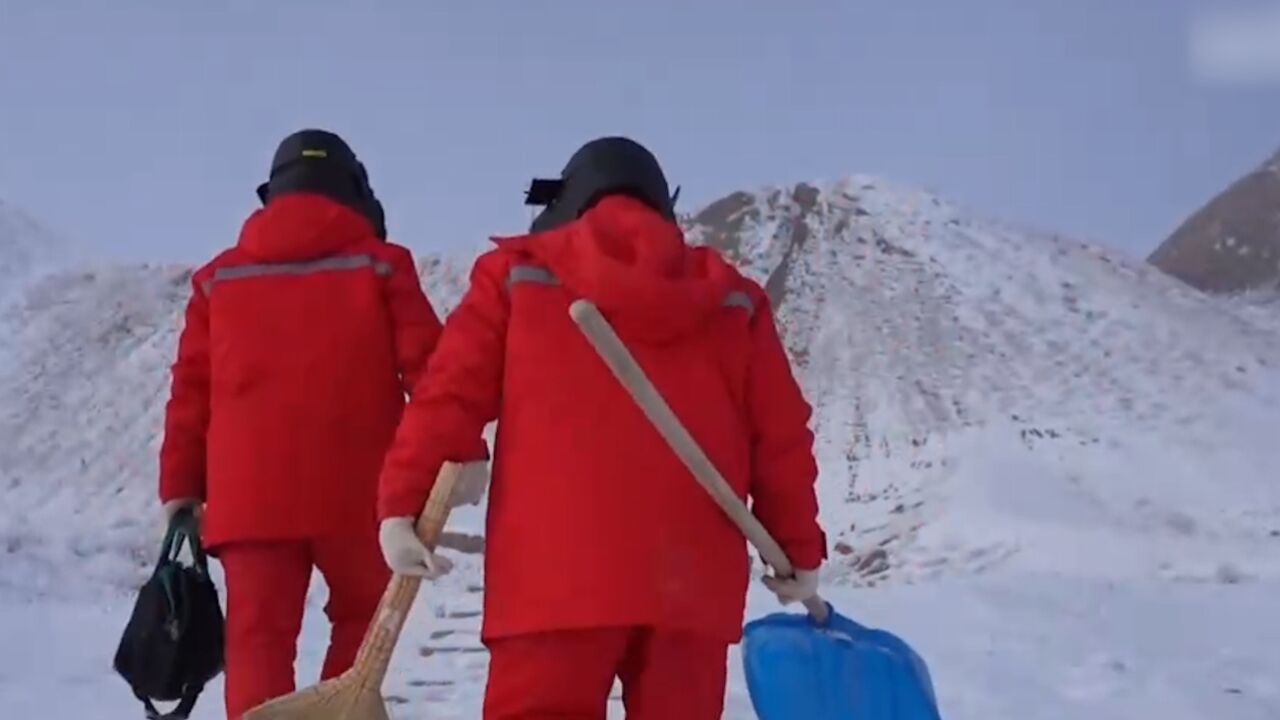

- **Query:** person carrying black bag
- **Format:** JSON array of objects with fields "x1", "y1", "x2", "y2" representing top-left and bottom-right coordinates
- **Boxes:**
[{"x1": 114, "y1": 506, "x2": 225, "y2": 719}]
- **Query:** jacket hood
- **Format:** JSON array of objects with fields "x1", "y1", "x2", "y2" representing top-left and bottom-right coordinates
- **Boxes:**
[
  {"x1": 501, "y1": 195, "x2": 737, "y2": 342},
  {"x1": 237, "y1": 193, "x2": 377, "y2": 262}
]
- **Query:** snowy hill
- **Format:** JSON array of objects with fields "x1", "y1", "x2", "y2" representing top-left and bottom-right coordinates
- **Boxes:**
[
  {"x1": 2, "y1": 182, "x2": 1279, "y2": 719},
  {"x1": 685, "y1": 179, "x2": 1280, "y2": 588}
]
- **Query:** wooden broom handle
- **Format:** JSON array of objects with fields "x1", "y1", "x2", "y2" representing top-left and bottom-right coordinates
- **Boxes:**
[
  {"x1": 414, "y1": 462, "x2": 462, "y2": 543},
  {"x1": 348, "y1": 461, "x2": 462, "y2": 689},
  {"x1": 569, "y1": 300, "x2": 829, "y2": 623}
]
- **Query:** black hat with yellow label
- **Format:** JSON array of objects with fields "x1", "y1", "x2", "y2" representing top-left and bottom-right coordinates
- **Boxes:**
[{"x1": 256, "y1": 129, "x2": 387, "y2": 239}]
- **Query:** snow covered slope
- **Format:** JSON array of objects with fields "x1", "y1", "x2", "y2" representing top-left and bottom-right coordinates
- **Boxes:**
[
  {"x1": 3, "y1": 181, "x2": 1279, "y2": 719},
  {"x1": 685, "y1": 179, "x2": 1280, "y2": 588}
]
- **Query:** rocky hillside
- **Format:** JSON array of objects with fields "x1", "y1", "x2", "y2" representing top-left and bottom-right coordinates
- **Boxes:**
[{"x1": 1149, "y1": 147, "x2": 1280, "y2": 293}]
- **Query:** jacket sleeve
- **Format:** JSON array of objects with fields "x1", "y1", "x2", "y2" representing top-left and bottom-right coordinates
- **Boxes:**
[
  {"x1": 158, "y1": 273, "x2": 213, "y2": 503},
  {"x1": 378, "y1": 252, "x2": 507, "y2": 519},
  {"x1": 745, "y1": 290, "x2": 828, "y2": 570},
  {"x1": 382, "y1": 243, "x2": 443, "y2": 395}
]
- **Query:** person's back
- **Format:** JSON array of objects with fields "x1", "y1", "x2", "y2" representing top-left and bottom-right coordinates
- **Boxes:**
[
  {"x1": 157, "y1": 129, "x2": 445, "y2": 718},
  {"x1": 453, "y1": 194, "x2": 819, "y2": 641},
  {"x1": 377, "y1": 136, "x2": 827, "y2": 719},
  {"x1": 186, "y1": 193, "x2": 425, "y2": 541}
]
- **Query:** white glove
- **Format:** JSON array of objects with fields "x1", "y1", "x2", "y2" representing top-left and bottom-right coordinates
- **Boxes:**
[
  {"x1": 762, "y1": 567, "x2": 821, "y2": 605},
  {"x1": 379, "y1": 517, "x2": 454, "y2": 579},
  {"x1": 450, "y1": 461, "x2": 489, "y2": 508},
  {"x1": 162, "y1": 498, "x2": 202, "y2": 521}
]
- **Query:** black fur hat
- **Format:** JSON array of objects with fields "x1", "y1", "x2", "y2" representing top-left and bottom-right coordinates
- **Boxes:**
[
  {"x1": 256, "y1": 129, "x2": 387, "y2": 239},
  {"x1": 525, "y1": 136, "x2": 679, "y2": 233}
]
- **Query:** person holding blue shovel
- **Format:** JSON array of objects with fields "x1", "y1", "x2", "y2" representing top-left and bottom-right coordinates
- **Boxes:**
[{"x1": 376, "y1": 135, "x2": 827, "y2": 719}]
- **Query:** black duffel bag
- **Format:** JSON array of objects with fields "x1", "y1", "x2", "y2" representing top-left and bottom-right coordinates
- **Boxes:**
[{"x1": 113, "y1": 506, "x2": 225, "y2": 719}]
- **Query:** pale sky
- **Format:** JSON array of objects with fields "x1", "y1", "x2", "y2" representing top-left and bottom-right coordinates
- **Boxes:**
[{"x1": 1, "y1": 1, "x2": 1277, "y2": 264}]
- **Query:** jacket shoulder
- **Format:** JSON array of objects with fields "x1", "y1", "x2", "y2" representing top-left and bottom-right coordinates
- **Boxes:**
[
  {"x1": 728, "y1": 268, "x2": 768, "y2": 302},
  {"x1": 367, "y1": 239, "x2": 415, "y2": 262},
  {"x1": 700, "y1": 247, "x2": 771, "y2": 317},
  {"x1": 473, "y1": 240, "x2": 536, "y2": 281},
  {"x1": 191, "y1": 247, "x2": 242, "y2": 290},
  {"x1": 199, "y1": 247, "x2": 242, "y2": 271}
]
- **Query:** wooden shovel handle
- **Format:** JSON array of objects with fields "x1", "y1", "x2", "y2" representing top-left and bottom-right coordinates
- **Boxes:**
[{"x1": 569, "y1": 300, "x2": 829, "y2": 623}]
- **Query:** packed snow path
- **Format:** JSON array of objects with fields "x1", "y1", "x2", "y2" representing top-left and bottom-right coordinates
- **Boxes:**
[{"x1": 4, "y1": 577, "x2": 1279, "y2": 719}]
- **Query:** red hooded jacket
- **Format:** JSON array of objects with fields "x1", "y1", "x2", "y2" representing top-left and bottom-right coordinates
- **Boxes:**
[
  {"x1": 159, "y1": 193, "x2": 446, "y2": 547},
  {"x1": 379, "y1": 196, "x2": 826, "y2": 642}
]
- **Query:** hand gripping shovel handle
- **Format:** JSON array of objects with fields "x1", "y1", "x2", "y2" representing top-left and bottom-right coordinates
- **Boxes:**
[
  {"x1": 569, "y1": 300, "x2": 829, "y2": 623},
  {"x1": 242, "y1": 462, "x2": 461, "y2": 720}
]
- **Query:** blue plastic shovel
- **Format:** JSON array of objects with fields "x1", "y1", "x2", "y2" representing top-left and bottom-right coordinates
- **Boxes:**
[
  {"x1": 571, "y1": 299, "x2": 943, "y2": 719},
  {"x1": 743, "y1": 603, "x2": 941, "y2": 719}
]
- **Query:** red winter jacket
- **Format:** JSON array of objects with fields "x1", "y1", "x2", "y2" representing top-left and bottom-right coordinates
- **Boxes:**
[
  {"x1": 379, "y1": 195, "x2": 826, "y2": 643},
  {"x1": 159, "y1": 193, "x2": 446, "y2": 547}
]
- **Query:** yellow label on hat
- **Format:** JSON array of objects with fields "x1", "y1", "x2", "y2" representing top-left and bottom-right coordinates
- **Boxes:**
[{"x1": 301, "y1": 149, "x2": 328, "y2": 158}]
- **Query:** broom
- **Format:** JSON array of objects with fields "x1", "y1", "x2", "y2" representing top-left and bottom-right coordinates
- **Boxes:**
[{"x1": 243, "y1": 461, "x2": 464, "y2": 720}]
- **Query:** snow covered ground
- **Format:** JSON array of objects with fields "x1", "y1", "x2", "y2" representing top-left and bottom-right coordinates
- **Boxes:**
[
  {"x1": 5, "y1": 577, "x2": 1279, "y2": 719},
  {"x1": 2, "y1": 180, "x2": 1279, "y2": 719}
]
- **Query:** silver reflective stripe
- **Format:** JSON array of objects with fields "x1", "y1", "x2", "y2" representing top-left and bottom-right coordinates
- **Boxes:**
[
  {"x1": 505, "y1": 263, "x2": 753, "y2": 319},
  {"x1": 507, "y1": 265, "x2": 560, "y2": 287},
  {"x1": 208, "y1": 254, "x2": 391, "y2": 291},
  {"x1": 723, "y1": 290, "x2": 755, "y2": 318}
]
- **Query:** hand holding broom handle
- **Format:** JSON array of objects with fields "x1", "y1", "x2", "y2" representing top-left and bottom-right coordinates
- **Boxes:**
[
  {"x1": 347, "y1": 461, "x2": 462, "y2": 685},
  {"x1": 569, "y1": 300, "x2": 829, "y2": 624},
  {"x1": 242, "y1": 462, "x2": 462, "y2": 720}
]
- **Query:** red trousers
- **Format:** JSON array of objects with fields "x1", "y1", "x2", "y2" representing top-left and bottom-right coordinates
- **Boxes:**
[
  {"x1": 483, "y1": 627, "x2": 729, "y2": 720},
  {"x1": 218, "y1": 534, "x2": 390, "y2": 719}
]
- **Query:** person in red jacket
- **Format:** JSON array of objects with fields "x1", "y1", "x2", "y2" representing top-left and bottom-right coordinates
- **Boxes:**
[
  {"x1": 157, "y1": 129, "x2": 458, "y2": 719},
  {"x1": 377, "y1": 136, "x2": 827, "y2": 719}
]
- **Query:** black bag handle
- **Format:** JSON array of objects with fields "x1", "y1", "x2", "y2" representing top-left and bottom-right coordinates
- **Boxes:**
[
  {"x1": 152, "y1": 508, "x2": 208, "y2": 641},
  {"x1": 155, "y1": 508, "x2": 209, "y2": 575}
]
